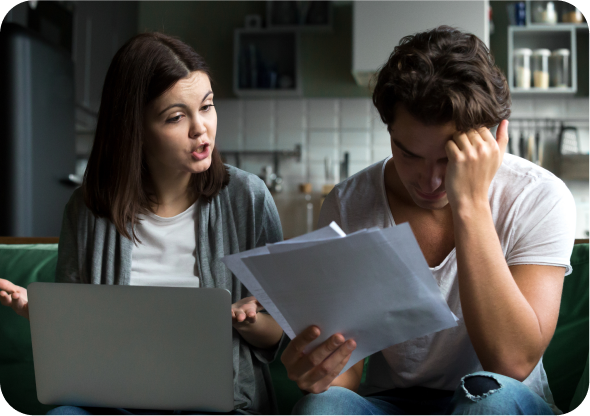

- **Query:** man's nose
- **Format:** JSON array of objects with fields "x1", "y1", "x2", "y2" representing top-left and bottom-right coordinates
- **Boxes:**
[{"x1": 418, "y1": 162, "x2": 444, "y2": 193}]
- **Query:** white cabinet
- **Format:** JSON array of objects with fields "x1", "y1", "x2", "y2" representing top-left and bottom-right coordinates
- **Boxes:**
[{"x1": 352, "y1": 1, "x2": 489, "y2": 87}]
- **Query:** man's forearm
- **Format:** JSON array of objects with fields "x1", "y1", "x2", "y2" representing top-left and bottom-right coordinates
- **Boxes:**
[
  {"x1": 453, "y1": 200, "x2": 544, "y2": 381},
  {"x1": 234, "y1": 312, "x2": 284, "y2": 349}
]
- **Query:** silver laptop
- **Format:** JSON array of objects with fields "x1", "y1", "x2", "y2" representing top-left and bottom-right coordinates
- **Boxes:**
[{"x1": 28, "y1": 283, "x2": 235, "y2": 412}]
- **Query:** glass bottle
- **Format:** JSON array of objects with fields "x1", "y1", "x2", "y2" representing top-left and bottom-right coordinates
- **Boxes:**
[{"x1": 514, "y1": 48, "x2": 532, "y2": 89}]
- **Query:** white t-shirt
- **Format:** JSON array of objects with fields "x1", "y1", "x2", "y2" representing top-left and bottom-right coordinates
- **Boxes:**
[
  {"x1": 130, "y1": 201, "x2": 200, "y2": 288},
  {"x1": 318, "y1": 154, "x2": 576, "y2": 414}
]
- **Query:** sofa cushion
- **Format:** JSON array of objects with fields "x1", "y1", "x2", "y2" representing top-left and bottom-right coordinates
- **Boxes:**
[
  {"x1": 0, "y1": 244, "x2": 58, "y2": 415},
  {"x1": 543, "y1": 243, "x2": 589, "y2": 413}
]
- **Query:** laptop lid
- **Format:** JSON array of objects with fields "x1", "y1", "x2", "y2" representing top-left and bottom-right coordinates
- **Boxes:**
[{"x1": 28, "y1": 283, "x2": 234, "y2": 412}]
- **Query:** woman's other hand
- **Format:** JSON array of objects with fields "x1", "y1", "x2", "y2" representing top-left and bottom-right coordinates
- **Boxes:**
[
  {"x1": 231, "y1": 296, "x2": 263, "y2": 326},
  {"x1": 0, "y1": 279, "x2": 29, "y2": 320}
]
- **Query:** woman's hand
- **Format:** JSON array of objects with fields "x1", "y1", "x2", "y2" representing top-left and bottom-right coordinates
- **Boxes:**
[
  {"x1": 231, "y1": 296, "x2": 263, "y2": 326},
  {"x1": 0, "y1": 279, "x2": 29, "y2": 320},
  {"x1": 445, "y1": 120, "x2": 509, "y2": 210},
  {"x1": 281, "y1": 326, "x2": 357, "y2": 394}
]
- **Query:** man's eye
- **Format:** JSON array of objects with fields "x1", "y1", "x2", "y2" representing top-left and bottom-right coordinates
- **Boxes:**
[{"x1": 402, "y1": 152, "x2": 415, "y2": 159}]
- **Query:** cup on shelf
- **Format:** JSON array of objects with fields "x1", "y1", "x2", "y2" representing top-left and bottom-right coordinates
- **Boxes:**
[
  {"x1": 514, "y1": 48, "x2": 532, "y2": 89},
  {"x1": 532, "y1": 49, "x2": 551, "y2": 89}
]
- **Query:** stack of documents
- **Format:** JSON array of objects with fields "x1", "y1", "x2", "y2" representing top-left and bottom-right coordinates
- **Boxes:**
[{"x1": 222, "y1": 222, "x2": 458, "y2": 374}]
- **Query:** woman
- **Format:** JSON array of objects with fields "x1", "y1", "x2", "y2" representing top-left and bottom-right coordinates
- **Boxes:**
[{"x1": 0, "y1": 32, "x2": 284, "y2": 415}]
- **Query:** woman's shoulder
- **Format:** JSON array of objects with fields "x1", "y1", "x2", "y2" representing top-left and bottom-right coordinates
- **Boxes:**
[{"x1": 224, "y1": 164, "x2": 269, "y2": 200}]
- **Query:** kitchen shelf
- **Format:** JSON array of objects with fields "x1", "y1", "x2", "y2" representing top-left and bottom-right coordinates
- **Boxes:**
[
  {"x1": 526, "y1": 1, "x2": 587, "y2": 27},
  {"x1": 507, "y1": 25, "x2": 577, "y2": 94},
  {"x1": 233, "y1": 28, "x2": 302, "y2": 97}
]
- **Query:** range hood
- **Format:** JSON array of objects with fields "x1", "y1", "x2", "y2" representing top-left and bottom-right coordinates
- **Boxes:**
[{"x1": 352, "y1": 1, "x2": 489, "y2": 87}]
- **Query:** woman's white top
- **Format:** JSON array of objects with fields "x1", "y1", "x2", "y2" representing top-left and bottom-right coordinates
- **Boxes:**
[{"x1": 130, "y1": 201, "x2": 199, "y2": 288}]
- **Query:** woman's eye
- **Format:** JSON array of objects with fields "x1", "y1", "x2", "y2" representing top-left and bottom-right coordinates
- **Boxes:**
[
  {"x1": 201, "y1": 104, "x2": 215, "y2": 112},
  {"x1": 166, "y1": 115, "x2": 183, "y2": 123}
]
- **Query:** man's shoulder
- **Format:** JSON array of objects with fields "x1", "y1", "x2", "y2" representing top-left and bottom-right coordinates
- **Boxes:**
[
  {"x1": 495, "y1": 153, "x2": 569, "y2": 197},
  {"x1": 333, "y1": 158, "x2": 387, "y2": 201}
]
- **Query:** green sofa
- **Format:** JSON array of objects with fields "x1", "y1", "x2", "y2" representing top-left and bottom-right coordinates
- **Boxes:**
[{"x1": 1, "y1": 243, "x2": 588, "y2": 414}]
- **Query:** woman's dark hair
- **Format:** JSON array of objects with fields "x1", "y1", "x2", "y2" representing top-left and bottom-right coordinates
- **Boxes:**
[
  {"x1": 372, "y1": 25, "x2": 511, "y2": 132},
  {"x1": 83, "y1": 32, "x2": 229, "y2": 242}
]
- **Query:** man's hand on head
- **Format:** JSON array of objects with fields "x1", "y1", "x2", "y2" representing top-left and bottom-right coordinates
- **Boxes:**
[{"x1": 444, "y1": 120, "x2": 509, "y2": 210}]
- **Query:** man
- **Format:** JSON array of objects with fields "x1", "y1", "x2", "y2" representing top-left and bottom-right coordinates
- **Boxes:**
[{"x1": 280, "y1": 26, "x2": 576, "y2": 415}]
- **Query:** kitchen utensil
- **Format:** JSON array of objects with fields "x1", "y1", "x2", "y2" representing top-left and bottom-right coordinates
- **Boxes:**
[{"x1": 559, "y1": 126, "x2": 580, "y2": 154}]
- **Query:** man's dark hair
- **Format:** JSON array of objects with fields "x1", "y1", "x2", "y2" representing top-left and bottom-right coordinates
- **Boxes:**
[
  {"x1": 83, "y1": 32, "x2": 229, "y2": 243},
  {"x1": 372, "y1": 25, "x2": 511, "y2": 132}
]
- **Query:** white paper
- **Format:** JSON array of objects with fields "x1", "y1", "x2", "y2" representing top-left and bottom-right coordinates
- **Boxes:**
[
  {"x1": 221, "y1": 223, "x2": 346, "y2": 337},
  {"x1": 224, "y1": 223, "x2": 457, "y2": 374}
]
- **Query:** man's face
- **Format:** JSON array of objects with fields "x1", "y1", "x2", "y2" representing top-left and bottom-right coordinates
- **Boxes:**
[{"x1": 389, "y1": 105, "x2": 457, "y2": 210}]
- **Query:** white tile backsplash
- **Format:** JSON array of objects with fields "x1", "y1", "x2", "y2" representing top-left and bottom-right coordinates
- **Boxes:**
[
  {"x1": 372, "y1": 129, "x2": 391, "y2": 147},
  {"x1": 308, "y1": 145, "x2": 339, "y2": 162},
  {"x1": 565, "y1": 98, "x2": 589, "y2": 120},
  {"x1": 277, "y1": 130, "x2": 305, "y2": 150},
  {"x1": 213, "y1": 96, "x2": 588, "y2": 239},
  {"x1": 340, "y1": 98, "x2": 371, "y2": 129},
  {"x1": 534, "y1": 97, "x2": 566, "y2": 118},
  {"x1": 373, "y1": 146, "x2": 392, "y2": 163},
  {"x1": 510, "y1": 98, "x2": 535, "y2": 118},
  {"x1": 341, "y1": 131, "x2": 370, "y2": 147},
  {"x1": 308, "y1": 99, "x2": 339, "y2": 129},
  {"x1": 277, "y1": 99, "x2": 306, "y2": 131},
  {"x1": 309, "y1": 131, "x2": 338, "y2": 147},
  {"x1": 244, "y1": 100, "x2": 274, "y2": 151},
  {"x1": 215, "y1": 100, "x2": 242, "y2": 151}
]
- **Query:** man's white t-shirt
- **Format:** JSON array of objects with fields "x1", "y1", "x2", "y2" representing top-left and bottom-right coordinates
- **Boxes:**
[
  {"x1": 130, "y1": 201, "x2": 199, "y2": 288},
  {"x1": 318, "y1": 153, "x2": 576, "y2": 414}
]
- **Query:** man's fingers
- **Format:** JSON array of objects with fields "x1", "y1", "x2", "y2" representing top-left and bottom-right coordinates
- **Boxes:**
[
  {"x1": 297, "y1": 340, "x2": 356, "y2": 393},
  {"x1": 496, "y1": 120, "x2": 509, "y2": 156},
  {"x1": 309, "y1": 349, "x2": 354, "y2": 394},
  {"x1": 285, "y1": 334, "x2": 346, "y2": 381},
  {"x1": 281, "y1": 326, "x2": 320, "y2": 367}
]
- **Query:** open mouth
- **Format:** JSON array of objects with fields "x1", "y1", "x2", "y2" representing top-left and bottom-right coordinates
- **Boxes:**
[{"x1": 191, "y1": 143, "x2": 210, "y2": 161}]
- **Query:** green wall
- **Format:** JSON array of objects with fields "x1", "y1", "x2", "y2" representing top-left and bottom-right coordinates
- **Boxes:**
[{"x1": 138, "y1": 1, "x2": 370, "y2": 98}]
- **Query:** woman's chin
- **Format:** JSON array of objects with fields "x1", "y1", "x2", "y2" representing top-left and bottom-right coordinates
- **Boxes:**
[{"x1": 189, "y1": 158, "x2": 212, "y2": 174}]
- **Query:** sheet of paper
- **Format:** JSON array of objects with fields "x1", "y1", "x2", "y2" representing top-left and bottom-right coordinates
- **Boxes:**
[
  {"x1": 239, "y1": 227, "x2": 458, "y2": 373},
  {"x1": 221, "y1": 222, "x2": 346, "y2": 338}
]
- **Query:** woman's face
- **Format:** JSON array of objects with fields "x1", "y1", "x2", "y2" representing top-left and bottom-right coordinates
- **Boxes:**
[{"x1": 143, "y1": 71, "x2": 217, "y2": 176}]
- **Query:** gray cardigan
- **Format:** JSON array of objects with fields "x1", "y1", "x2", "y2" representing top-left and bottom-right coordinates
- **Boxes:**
[{"x1": 55, "y1": 165, "x2": 284, "y2": 414}]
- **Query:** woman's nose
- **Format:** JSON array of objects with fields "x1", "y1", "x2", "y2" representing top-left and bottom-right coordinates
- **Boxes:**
[{"x1": 189, "y1": 115, "x2": 206, "y2": 138}]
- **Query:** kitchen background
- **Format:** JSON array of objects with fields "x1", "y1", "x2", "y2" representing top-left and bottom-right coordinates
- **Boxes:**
[{"x1": 1, "y1": 0, "x2": 588, "y2": 239}]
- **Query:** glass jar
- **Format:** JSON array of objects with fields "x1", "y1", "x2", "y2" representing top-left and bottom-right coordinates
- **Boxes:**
[
  {"x1": 551, "y1": 49, "x2": 570, "y2": 88},
  {"x1": 561, "y1": 2, "x2": 583, "y2": 23},
  {"x1": 514, "y1": 48, "x2": 532, "y2": 89},
  {"x1": 532, "y1": 49, "x2": 551, "y2": 89}
]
